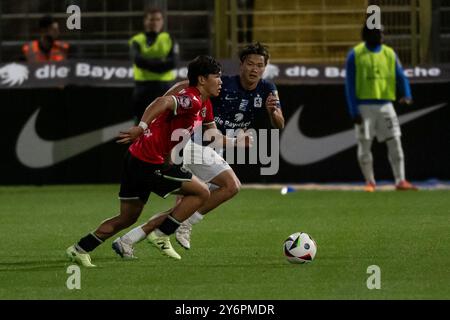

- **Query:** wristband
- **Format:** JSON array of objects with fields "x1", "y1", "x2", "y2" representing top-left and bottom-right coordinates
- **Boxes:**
[{"x1": 138, "y1": 121, "x2": 148, "y2": 131}]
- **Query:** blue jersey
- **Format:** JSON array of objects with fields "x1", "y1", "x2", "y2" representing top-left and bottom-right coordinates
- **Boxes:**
[{"x1": 210, "y1": 75, "x2": 281, "y2": 135}]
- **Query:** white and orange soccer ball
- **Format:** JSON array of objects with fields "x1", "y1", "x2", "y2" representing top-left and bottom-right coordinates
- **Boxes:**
[{"x1": 283, "y1": 232, "x2": 317, "y2": 264}]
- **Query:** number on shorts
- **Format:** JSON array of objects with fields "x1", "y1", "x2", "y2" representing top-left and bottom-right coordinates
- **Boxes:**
[{"x1": 384, "y1": 117, "x2": 393, "y2": 130}]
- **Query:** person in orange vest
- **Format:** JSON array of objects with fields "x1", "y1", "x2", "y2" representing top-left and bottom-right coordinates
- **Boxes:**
[{"x1": 22, "y1": 15, "x2": 69, "y2": 62}]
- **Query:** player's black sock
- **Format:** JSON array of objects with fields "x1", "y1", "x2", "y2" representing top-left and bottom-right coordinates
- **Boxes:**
[
  {"x1": 157, "y1": 215, "x2": 181, "y2": 235},
  {"x1": 76, "y1": 232, "x2": 103, "y2": 252}
]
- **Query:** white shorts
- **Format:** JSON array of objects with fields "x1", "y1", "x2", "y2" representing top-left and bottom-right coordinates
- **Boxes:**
[
  {"x1": 355, "y1": 102, "x2": 401, "y2": 142},
  {"x1": 182, "y1": 140, "x2": 231, "y2": 183}
]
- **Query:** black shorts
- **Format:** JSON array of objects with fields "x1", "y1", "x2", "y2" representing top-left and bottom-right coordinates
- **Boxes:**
[{"x1": 119, "y1": 151, "x2": 192, "y2": 204}]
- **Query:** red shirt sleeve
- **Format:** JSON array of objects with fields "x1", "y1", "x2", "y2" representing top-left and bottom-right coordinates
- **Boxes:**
[
  {"x1": 203, "y1": 99, "x2": 215, "y2": 124},
  {"x1": 173, "y1": 92, "x2": 202, "y2": 116}
]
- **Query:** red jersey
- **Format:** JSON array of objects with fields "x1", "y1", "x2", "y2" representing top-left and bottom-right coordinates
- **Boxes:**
[{"x1": 129, "y1": 87, "x2": 214, "y2": 164}]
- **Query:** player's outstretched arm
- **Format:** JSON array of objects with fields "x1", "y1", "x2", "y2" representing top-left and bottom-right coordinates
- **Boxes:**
[
  {"x1": 117, "y1": 96, "x2": 176, "y2": 144},
  {"x1": 203, "y1": 122, "x2": 253, "y2": 148}
]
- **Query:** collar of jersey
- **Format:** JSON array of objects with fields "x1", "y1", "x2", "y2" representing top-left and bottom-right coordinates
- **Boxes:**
[{"x1": 235, "y1": 75, "x2": 261, "y2": 93}]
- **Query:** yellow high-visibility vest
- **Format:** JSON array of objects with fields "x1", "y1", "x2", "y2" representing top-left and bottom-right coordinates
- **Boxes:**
[
  {"x1": 130, "y1": 32, "x2": 175, "y2": 82},
  {"x1": 354, "y1": 42, "x2": 396, "y2": 100}
]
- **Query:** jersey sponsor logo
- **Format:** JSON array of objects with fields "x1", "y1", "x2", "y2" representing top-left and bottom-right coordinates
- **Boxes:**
[
  {"x1": 214, "y1": 116, "x2": 224, "y2": 126},
  {"x1": 16, "y1": 108, "x2": 134, "y2": 168},
  {"x1": 214, "y1": 116, "x2": 250, "y2": 129},
  {"x1": 177, "y1": 95, "x2": 192, "y2": 109},
  {"x1": 234, "y1": 113, "x2": 244, "y2": 122},
  {"x1": 0, "y1": 63, "x2": 29, "y2": 87},
  {"x1": 280, "y1": 103, "x2": 447, "y2": 165},
  {"x1": 223, "y1": 120, "x2": 251, "y2": 129}
]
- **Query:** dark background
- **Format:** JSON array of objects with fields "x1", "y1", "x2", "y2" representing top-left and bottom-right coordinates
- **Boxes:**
[{"x1": 1, "y1": 82, "x2": 449, "y2": 185}]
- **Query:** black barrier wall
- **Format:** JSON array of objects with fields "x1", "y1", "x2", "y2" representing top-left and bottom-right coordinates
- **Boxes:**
[
  {"x1": 0, "y1": 83, "x2": 449, "y2": 185},
  {"x1": 242, "y1": 83, "x2": 450, "y2": 183},
  {"x1": 0, "y1": 87, "x2": 131, "y2": 184}
]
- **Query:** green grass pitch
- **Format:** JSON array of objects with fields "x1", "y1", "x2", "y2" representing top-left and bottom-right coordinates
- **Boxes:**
[{"x1": 0, "y1": 185, "x2": 448, "y2": 299}]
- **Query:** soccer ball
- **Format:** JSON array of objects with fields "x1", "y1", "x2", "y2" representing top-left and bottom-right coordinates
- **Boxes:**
[{"x1": 284, "y1": 232, "x2": 317, "y2": 264}]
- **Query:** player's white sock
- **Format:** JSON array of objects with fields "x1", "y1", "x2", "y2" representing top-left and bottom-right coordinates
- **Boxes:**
[
  {"x1": 121, "y1": 225, "x2": 146, "y2": 245},
  {"x1": 153, "y1": 228, "x2": 168, "y2": 237},
  {"x1": 187, "y1": 211, "x2": 204, "y2": 225},
  {"x1": 386, "y1": 137, "x2": 405, "y2": 184},
  {"x1": 357, "y1": 139, "x2": 375, "y2": 184},
  {"x1": 208, "y1": 183, "x2": 220, "y2": 191},
  {"x1": 74, "y1": 244, "x2": 87, "y2": 254}
]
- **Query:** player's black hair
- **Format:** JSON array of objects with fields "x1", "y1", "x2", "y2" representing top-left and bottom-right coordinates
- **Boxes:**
[
  {"x1": 239, "y1": 42, "x2": 270, "y2": 65},
  {"x1": 361, "y1": 24, "x2": 384, "y2": 45},
  {"x1": 187, "y1": 55, "x2": 222, "y2": 86},
  {"x1": 39, "y1": 15, "x2": 55, "y2": 29}
]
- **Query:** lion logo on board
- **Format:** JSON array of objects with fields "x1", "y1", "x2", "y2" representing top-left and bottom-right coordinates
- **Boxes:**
[{"x1": 0, "y1": 63, "x2": 29, "y2": 87}]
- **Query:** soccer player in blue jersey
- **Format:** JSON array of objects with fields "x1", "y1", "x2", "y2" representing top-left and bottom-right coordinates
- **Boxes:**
[
  {"x1": 211, "y1": 43, "x2": 285, "y2": 132},
  {"x1": 345, "y1": 25, "x2": 417, "y2": 192},
  {"x1": 113, "y1": 43, "x2": 284, "y2": 258},
  {"x1": 173, "y1": 43, "x2": 284, "y2": 249}
]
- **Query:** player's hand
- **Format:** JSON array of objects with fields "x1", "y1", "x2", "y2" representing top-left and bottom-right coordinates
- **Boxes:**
[
  {"x1": 117, "y1": 126, "x2": 144, "y2": 144},
  {"x1": 398, "y1": 97, "x2": 413, "y2": 106},
  {"x1": 353, "y1": 114, "x2": 363, "y2": 125},
  {"x1": 265, "y1": 92, "x2": 280, "y2": 114},
  {"x1": 236, "y1": 129, "x2": 254, "y2": 148}
]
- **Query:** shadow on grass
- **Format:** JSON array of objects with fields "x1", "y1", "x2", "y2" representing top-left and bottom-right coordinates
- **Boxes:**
[
  {"x1": 0, "y1": 259, "x2": 70, "y2": 272},
  {"x1": 0, "y1": 256, "x2": 118, "y2": 272}
]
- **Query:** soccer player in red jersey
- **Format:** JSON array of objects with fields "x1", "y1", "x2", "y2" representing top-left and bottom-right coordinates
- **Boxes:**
[{"x1": 66, "y1": 56, "x2": 222, "y2": 267}]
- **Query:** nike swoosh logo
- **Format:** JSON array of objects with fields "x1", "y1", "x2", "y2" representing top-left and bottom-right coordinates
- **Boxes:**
[
  {"x1": 280, "y1": 103, "x2": 447, "y2": 166},
  {"x1": 16, "y1": 108, "x2": 134, "y2": 168}
]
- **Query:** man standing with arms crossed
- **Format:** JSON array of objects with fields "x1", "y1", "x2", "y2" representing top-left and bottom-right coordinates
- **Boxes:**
[
  {"x1": 345, "y1": 25, "x2": 417, "y2": 192},
  {"x1": 130, "y1": 8, "x2": 178, "y2": 122}
]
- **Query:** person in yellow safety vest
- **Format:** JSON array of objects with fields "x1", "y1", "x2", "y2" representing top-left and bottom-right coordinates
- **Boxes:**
[
  {"x1": 129, "y1": 8, "x2": 179, "y2": 122},
  {"x1": 22, "y1": 15, "x2": 69, "y2": 62},
  {"x1": 345, "y1": 24, "x2": 417, "y2": 192}
]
